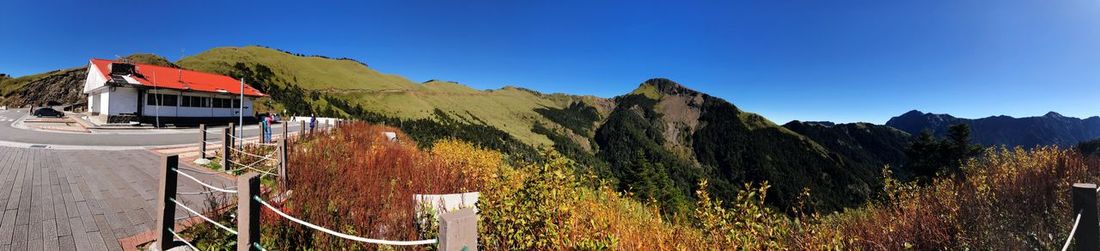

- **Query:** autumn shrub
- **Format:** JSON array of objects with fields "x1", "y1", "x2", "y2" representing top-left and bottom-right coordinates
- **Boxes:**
[
  {"x1": 693, "y1": 179, "x2": 794, "y2": 250},
  {"x1": 259, "y1": 123, "x2": 479, "y2": 250},
  {"x1": 478, "y1": 148, "x2": 707, "y2": 250},
  {"x1": 793, "y1": 146, "x2": 1100, "y2": 250}
]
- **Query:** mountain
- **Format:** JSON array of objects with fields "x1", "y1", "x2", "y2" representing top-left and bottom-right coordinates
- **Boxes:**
[
  {"x1": 0, "y1": 46, "x2": 918, "y2": 214},
  {"x1": 783, "y1": 121, "x2": 913, "y2": 178},
  {"x1": 886, "y1": 110, "x2": 1100, "y2": 147},
  {"x1": 0, "y1": 54, "x2": 178, "y2": 107},
  {"x1": 589, "y1": 78, "x2": 888, "y2": 213}
]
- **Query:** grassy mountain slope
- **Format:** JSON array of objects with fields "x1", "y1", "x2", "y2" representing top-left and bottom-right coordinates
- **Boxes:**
[{"x1": 177, "y1": 46, "x2": 607, "y2": 146}]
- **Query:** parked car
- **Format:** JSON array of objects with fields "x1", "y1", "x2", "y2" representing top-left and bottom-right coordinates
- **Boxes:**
[{"x1": 33, "y1": 107, "x2": 63, "y2": 118}]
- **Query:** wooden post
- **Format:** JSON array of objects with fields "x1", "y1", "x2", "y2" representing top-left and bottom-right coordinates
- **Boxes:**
[
  {"x1": 223, "y1": 128, "x2": 232, "y2": 172},
  {"x1": 1073, "y1": 183, "x2": 1099, "y2": 250},
  {"x1": 439, "y1": 208, "x2": 478, "y2": 250},
  {"x1": 278, "y1": 139, "x2": 289, "y2": 190},
  {"x1": 155, "y1": 155, "x2": 179, "y2": 251},
  {"x1": 282, "y1": 121, "x2": 289, "y2": 142},
  {"x1": 199, "y1": 124, "x2": 207, "y2": 159},
  {"x1": 228, "y1": 122, "x2": 236, "y2": 150},
  {"x1": 237, "y1": 173, "x2": 261, "y2": 251}
]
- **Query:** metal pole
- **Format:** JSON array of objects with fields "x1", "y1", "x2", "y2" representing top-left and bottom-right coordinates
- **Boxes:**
[
  {"x1": 1073, "y1": 183, "x2": 1099, "y2": 250},
  {"x1": 239, "y1": 79, "x2": 245, "y2": 152},
  {"x1": 155, "y1": 155, "x2": 179, "y2": 250},
  {"x1": 237, "y1": 173, "x2": 261, "y2": 251}
]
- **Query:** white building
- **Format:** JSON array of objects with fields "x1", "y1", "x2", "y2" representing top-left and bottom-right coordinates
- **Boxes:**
[{"x1": 83, "y1": 58, "x2": 265, "y2": 125}]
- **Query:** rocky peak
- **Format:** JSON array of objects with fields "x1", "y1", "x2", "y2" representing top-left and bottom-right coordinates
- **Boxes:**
[{"x1": 637, "y1": 78, "x2": 700, "y2": 97}]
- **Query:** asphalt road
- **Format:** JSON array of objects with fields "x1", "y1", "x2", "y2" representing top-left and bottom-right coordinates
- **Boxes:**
[{"x1": 0, "y1": 109, "x2": 302, "y2": 148}]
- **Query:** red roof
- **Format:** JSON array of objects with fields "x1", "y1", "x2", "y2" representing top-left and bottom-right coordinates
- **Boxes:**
[{"x1": 90, "y1": 58, "x2": 265, "y2": 97}]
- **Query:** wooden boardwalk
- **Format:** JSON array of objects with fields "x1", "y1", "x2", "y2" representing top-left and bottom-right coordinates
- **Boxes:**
[{"x1": 0, "y1": 146, "x2": 234, "y2": 250}]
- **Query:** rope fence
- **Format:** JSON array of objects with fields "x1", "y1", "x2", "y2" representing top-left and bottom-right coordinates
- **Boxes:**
[
  {"x1": 254, "y1": 195, "x2": 438, "y2": 246},
  {"x1": 173, "y1": 168, "x2": 238, "y2": 194},
  {"x1": 172, "y1": 198, "x2": 239, "y2": 235},
  {"x1": 1063, "y1": 212, "x2": 1082, "y2": 251},
  {"x1": 168, "y1": 229, "x2": 199, "y2": 251},
  {"x1": 1062, "y1": 183, "x2": 1099, "y2": 250},
  {"x1": 154, "y1": 151, "x2": 478, "y2": 250}
]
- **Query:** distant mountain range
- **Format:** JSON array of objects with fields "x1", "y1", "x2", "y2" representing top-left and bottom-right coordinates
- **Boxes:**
[
  {"x1": 2, "y1": 45, "x2": 1096, "y2": 214},
  {"x1": 886, "y1": 110, "x2": 1100, "y2": 147}
]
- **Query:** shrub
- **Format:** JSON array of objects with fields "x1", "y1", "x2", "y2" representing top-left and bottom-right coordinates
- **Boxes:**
[
  {"x1": 793, "y1": 146, "x2": 1100, "y2": 250},
  {"x1": 260, "y1": 123, "x2": 479, "y2": 250}
]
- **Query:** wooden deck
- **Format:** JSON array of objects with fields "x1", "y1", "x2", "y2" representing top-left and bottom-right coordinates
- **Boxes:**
[{"x1": 0, "y1": 146, "x2": 233, "y2": 250}]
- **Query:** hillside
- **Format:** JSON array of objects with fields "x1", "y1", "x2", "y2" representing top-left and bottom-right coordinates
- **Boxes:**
[
  {"x1": 783, "y1": 121, "x2": 913, "y2": 178},
  {"x1": 588, "y1": 78, "x2": 885, "y2": 214},
  {"x1": 176, "y1": 46, "x2": 609, "y2": 146},
  {"x1": 886, "y1": 110, "x2": 1100, "y2": 147}
]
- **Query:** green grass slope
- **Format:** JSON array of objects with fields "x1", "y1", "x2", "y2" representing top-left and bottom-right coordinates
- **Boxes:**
[{"x1": 176, "y1": 46, "x2": 606, "y2": 146}]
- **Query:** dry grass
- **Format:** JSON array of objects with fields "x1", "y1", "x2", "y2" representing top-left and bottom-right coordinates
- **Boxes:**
[
  {"x1": 793, "y1": 146, "x2": 1100, "y2": 250},
  {"x1": 259, "y1": 123, "x2": 479, "y2": 250}
]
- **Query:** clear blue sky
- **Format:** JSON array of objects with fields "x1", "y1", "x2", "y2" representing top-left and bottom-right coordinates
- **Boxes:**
[{"x1": 2, "y1": 0, "x2": 1099, "y2": 124}]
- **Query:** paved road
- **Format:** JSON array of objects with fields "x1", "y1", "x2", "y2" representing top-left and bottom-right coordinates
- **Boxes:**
[
  {"x1": 0, "y1": 109, "x2": 304, "y2": 148},
  {"x1": 0, "y1": 146, "x2": 234, "y2": 250}
]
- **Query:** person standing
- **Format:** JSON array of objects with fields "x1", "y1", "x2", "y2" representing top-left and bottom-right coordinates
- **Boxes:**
[
  {"x1": 262, "y1": 115, "x2": 273, "y2": 143},
  {"x1": 309, "y1": 113, "x2": 317, "y2": 134}
]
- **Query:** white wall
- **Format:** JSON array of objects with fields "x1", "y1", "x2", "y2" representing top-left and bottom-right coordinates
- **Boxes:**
[
  {"x1": 87, "y1": 95, "x2": 95, "y2": 113},
  {"x1": 82, "y1": 62, "x2": 108, "y2": 94},
  {"x1": 107, "y1": 87, "x2": 139, "y2": 115},
  {"x1": 98, "y1": 92, "x2": 110, "y2": 115}
]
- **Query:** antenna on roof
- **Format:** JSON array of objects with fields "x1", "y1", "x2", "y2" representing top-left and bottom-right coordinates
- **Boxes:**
[{"x1": 178, "y1": 48, "x2": 184, "y2": 82}]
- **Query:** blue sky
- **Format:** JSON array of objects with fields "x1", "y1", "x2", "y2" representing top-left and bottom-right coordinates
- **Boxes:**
[{"x1": 2, "y1": 0, "x2": 1099, "y2": 124}]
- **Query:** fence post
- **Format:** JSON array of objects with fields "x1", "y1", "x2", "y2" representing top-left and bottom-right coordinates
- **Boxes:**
[
  {"x1": 228, "y1": 122, "x2": 236, "y2": 150},
  {"x1": 155, "y1": 155, "x2": 179, "y2": 250},
  {"x1": 282, "y1": 121, "x2": 289, "y2": 142},
  {"x1": 237, "y1": 173, "x2": 261, "y2": 251},
  {"x1": 223, "y1": 128, "x2": 232, "y2": 172},
  {"x1": 439, "y1": 208, "x2": 478, "y2": 251},
  {"x1": 1073, "y1": 183, "x2": 1099, "y2": 250},
  {"x1": 278, "y1": 139, "x2": 289, "y2": 190},
  {"x1": 199, "y1": 124, "x2": 207, "y2": 159}
]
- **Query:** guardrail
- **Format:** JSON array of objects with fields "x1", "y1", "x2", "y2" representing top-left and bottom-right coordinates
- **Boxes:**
[{"x1": 1062, "y1": 183, "x2": 1099, "y2": 251}]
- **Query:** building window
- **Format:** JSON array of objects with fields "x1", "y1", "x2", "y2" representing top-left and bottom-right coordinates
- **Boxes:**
[
  {"x1": 181, "y1": 95, "x2": 210, "y2": 107},
  {"x1": 147, "y1": 93, "x2": 178, "y2": 106},
  {"x1": 212, "y1": 98, "x2": 223, "y2": 108},
  {"x1": 233, "y1": 98, "x2": 241, "y2": 108}
]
